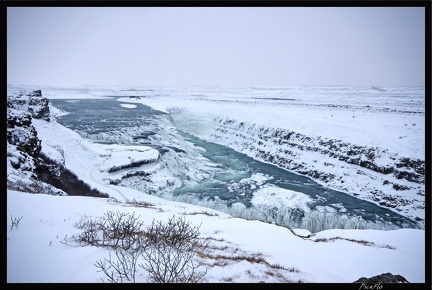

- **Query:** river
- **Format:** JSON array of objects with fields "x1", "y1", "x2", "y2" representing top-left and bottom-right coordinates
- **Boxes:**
[{"x1": 50, "y1": 98, "x2": 418, "y2": 233}]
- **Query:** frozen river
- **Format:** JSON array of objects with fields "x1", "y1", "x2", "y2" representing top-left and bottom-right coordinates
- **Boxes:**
[{"x1": 50, "y1": 97, "x2": 419, "y2": 233}]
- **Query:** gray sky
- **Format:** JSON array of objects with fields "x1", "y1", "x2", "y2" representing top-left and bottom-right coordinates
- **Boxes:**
[{"x1": 7, "y1": 7, "x2": 425, "y2": 87}]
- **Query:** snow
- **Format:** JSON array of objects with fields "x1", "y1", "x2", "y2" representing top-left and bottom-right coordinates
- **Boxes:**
[
  {"x1": 251, "y1": 184, "x2": 313, "y2": 212},
  {"x1": 117, "y1": 88, "x2": 424, "y2": 160},
  {"x1": 7, "y1": 85, "x2": 426, "y2": 283},
  {"x1": 119, "y1": 103, "x2": 137, "y2": 109},
  {"x1": 111, "y1": 85, "x2": 425, "y2": 223},
  {"x1": 7, "y1": 189, "x2": 425, "y2": 283},
  {"x1": 95, "y1": 145, "x2": 159, "y2": 173}
]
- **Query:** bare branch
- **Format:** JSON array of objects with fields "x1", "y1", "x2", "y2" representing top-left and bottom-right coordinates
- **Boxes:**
[{"x1": 9, "y1": 215, "x2": 23, "y2": 231}]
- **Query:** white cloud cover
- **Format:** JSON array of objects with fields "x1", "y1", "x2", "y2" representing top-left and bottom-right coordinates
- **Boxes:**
[{"x1": 7, "y1": 7, "x2": 425, "y2": 87}]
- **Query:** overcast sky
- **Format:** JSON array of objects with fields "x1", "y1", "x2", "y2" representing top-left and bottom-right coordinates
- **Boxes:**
[{"x1": 7, "y1": 7, "x2": 425, "y2": 87}]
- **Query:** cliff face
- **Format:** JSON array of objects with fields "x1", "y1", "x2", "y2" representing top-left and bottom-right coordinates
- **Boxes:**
[
  {"x1": 7, "y1": 90, "x2": 108, "y2": 198},
  {"x1": 7, "y1": 90, "x2": 48, "y2": 177},
  {"x1": 210, "y1": 117, "x2": 424, "y2": 187}
]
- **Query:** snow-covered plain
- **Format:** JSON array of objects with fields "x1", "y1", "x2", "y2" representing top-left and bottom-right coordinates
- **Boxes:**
[{"x1": 6, "y1": 84, "x2": 427, "y2": 283}]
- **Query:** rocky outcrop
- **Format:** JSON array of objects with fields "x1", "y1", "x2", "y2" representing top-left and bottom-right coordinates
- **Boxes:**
[
  {"x1": 7, "y1": 90, "x2": 51, "y2": 121},
  {"x1": 7, "y1": 90, "x2": 51, "y2": 164},
  {"x1": 354, "y1": 272, "x2": 409, "y2": 283},
  {"x1": 28, "y1": 90, "x2": 51, "y2": 121},
  {"x1": 7, "y1": 110, "x2": 41, "y2": 160},
  {"x1": 7, "y1": 90, "x2": 108, "y2": 198},
  {"x1": 7, "y1": 91, "x2": 46, "y2": 174}
]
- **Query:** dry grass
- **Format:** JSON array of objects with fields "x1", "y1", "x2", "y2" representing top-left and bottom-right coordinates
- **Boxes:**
[
  {"x1": 181, "y1": 211, "x2": 220, "y2": 217},
  {"x1": 125, "y1": 198, "x2": 155, "y2": 208},
  {"x1": 314, "y1": 236, "x2": 396, "y2": 249},
  {"x1": 195, "y1": 235, "x2": 304, "y2": 283}
]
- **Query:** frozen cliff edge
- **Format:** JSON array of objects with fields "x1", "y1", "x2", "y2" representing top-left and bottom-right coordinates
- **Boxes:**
[
  {"x1": 171, "y1": 111, "x2": 424, "y2": 227},
  {"x1": 6, "y1": 90, "x2": 161, "y2": 198}
]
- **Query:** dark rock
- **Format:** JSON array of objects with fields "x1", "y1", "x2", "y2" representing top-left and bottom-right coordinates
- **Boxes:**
[
  {"x1": 7, "y1": 93, "x2": 43, "y2": 158},
  {"x1": 7, "y1": 92, "x2": 43, "y2": 178},
  {"x1": 8, "y1": 89, "x2": 51, "y2": 121},
  {"x1": 7, "y1": 117, "x2": 42, "y2": 158},
  {"x1": 353, "y1": 273, "x2": 409, "y2": 283},
  {"x1": 29, "y1": 89, "x2": 42, "y2": 97},
  {"x1": 28, "y1": 92, "x2": 51, "y2": 121},
  {"x1": 7, "y1": 110, "x2": 33, "y2": 128}
]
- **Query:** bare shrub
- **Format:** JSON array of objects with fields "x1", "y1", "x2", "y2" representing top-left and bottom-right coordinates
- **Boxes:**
[
  {"x1": 74, "y1": 212, "x2": 208, "y2": 283},
  {"x1": 95, "y1": 241, "x2": 145, "y2": 283},
  {"x1": 145, "y1": 215, "x2": 205, "y2": 249},
  {"x1": 74, "y1": 215, "x2": 103, "y2": 246},
  {"x1": 140, "y1": 216, "x2": 209, "y2": 283},
  {"x1": 73, "y1": 211, "x2": 145, "y2": 249},
  {"x1": 100, "y1": 211, "x2": 145, "y2": 250}
]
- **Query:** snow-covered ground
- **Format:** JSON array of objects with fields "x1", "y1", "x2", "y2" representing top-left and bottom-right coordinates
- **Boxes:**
[
  {"x1": 6, "y1": 85, "x2": 426, "y2": 283},
  {"x1": 7, "y1": 188, "x2": 425, "y2": 283}
]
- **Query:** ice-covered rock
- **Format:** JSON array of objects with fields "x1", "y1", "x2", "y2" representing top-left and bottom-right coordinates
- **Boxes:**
[
  {"x1": 7, "y1": 91, "x2": 44, "y2": 174},
  {"x1": 353, "y1": 272, "x2": 409, "y2": 283}
]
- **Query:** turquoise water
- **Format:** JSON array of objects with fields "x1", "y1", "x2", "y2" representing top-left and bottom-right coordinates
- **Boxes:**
[{"x1": 175, "y1": 132, "x2": 417, "y2": 230}]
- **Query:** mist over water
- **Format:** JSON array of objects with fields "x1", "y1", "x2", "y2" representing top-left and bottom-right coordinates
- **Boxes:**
[{"x1": 50, "y1": 97, "x2": 419, "y2": 233}]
